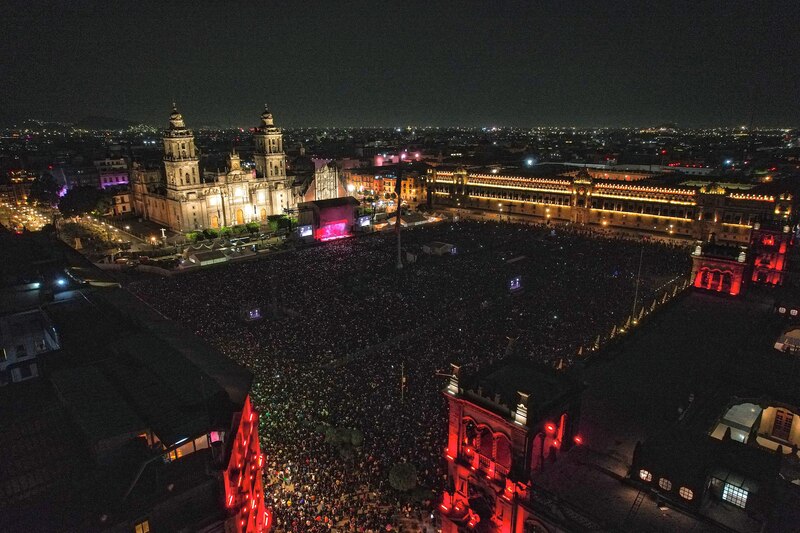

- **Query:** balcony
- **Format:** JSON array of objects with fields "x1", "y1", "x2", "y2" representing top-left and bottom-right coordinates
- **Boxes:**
[
  {"x1": 164, "y1": 154, "x2": 198, "y2": 162},
  {"x1": 495, "y1": 463, "x2": 510, "y2": 478}
]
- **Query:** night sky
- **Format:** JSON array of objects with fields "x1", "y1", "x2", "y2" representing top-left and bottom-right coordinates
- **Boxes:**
[{"x1": 2, "y1": 1, "x2": 799, "y2": 127}]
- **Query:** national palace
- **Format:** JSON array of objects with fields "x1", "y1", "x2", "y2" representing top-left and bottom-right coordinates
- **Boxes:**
[{"x1": 427, "y1": 166, "x2": 794, "y2": 246}]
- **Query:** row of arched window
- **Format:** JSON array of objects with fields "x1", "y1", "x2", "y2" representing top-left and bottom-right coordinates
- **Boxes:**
[{"x1": 463, "y1": 420, "x2": 512, "y2": 469}]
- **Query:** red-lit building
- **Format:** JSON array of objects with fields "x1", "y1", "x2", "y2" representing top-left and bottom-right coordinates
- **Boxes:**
[
  {"x1": 224, "y1": 396, "x2": 271, "y2": 532},
  {"x1": 750, "y1": 222, "x2": 793, "y2": 286},
  {"x1": 690, "y1": 243, "x2": 747, "y2": 296},
  {"x1": 440, "y1": 360, "x2": 583, "y2": 532},
  {"x1": 689, "y1": 220, "x2": 794, "y2": 297},
  {"x1": 0, "y1": 276, "x2": 270, "y2": 532}
]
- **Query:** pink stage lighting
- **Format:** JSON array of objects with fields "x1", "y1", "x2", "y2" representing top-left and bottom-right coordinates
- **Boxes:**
[{"x1": 316, "y1": 220, "x2": 350, "y2": 241}]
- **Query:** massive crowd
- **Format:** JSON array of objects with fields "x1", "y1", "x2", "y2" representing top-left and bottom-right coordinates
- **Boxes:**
[{"x1": 129, "y1": 221, "x2": 690, "y2": 531}]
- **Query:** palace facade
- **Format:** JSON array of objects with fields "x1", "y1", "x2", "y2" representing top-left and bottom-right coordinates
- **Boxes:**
[
  {"x1": 440, "y1": 361, "x2": 585, "y2": 532},
  {"x1": 131, "y1": 105, "x2": 301, "y2": 233},
  {"x1": 427, "y1": 167, "x2": 794, "y2": 246}
]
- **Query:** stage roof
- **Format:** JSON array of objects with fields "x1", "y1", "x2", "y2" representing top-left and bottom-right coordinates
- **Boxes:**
[{"x1": 299, "y1": 196, "x2": 360, "y2": 209}]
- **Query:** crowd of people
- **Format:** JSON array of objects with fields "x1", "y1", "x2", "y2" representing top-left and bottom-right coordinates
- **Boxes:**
[{"x1": 129, "y1": 220, "x2": 690, "y2": 531}]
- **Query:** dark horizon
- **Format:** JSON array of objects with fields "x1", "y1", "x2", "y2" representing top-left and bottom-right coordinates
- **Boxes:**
[{"x1": 2, "y1": 1, "x2": 799, "y2": 128}]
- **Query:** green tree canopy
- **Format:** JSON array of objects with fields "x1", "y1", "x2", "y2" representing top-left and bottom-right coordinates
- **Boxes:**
[
  {"x1": 388, "y1": 462, "x2": 417, "y2": 492},
  {"x1": 28, "y1": 172, "x2": 61, "y2": 206},
  {"x1": 58, "y1": 186, "x2": 110, "y2": 217},
  {"x1": 267, "y1": 214, "x2": 292, "y2": 233}
]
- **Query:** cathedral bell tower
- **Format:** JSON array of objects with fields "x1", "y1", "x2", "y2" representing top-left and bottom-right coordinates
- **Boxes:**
[
  {"x1": 253, "y1": 105, "x2": 286, "y2": 183},
  {"x1": 163, "y1": 103, "x2": 200, "y2": 194},
  {"x1": 253, "y1": 105, "x2": 292, "y2": 215}
]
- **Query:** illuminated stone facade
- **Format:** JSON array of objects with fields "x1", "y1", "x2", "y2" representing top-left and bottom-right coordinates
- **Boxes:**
[
  {"x1": 131, "y1": 105, "x2": 297, "y2": 232},
  {"x1": 311, "y1": 159, "x2": 342, "y2": 201},
  {"x1": 750, "y1": 223, "x2": 793, "y2": 286},
  {"x1": 295, "y1": 158, "x2": 343, "y2": 202},
  {"x1": 428, "y1": 168, "x2": 793, "y2": 245}
]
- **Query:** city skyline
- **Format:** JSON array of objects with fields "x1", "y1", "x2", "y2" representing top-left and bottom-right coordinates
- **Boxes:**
[
  {"x1": 2, "y1": 1, "x2": 799, "y2": 128},
  {"x1": 4, "y1": 2, "x2": 800, "y2": 533}
]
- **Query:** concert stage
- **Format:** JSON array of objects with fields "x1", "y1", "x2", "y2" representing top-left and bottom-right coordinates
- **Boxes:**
[{"x1": 297, "y1": 197, "x2": 360, "y2": 241}]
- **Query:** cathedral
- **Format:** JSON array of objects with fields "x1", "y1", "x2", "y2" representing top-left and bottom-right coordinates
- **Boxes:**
[{"x1": 131, "y1": 105, "x2": 313, "y2": 233}]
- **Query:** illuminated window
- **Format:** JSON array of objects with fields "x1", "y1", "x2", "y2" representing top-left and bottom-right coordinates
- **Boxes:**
[
  {"x1": 772, "y1": 409, "x2": 794, "y2": 441},
  {"x1": 639, "y1": 469, "x2": 652, "y2": 482},
  {"x1": 778, "y1": 307, "x2": 787, "y2": 314},
  {"x1": 134, "y1": 520, "x2": 150, "y2": 533},
  {"x1": 679, "y1": 487, "x2": 694, "y2": 501},
  {"x1": 722, "y1": 484, "x2": 748, "y2": 508},
  {"x1": 792, "y1": 309, "x2": 799, "y2": 317},
  {"x1": 659, "y1": 478, "x2": 672, "y2": 491}
]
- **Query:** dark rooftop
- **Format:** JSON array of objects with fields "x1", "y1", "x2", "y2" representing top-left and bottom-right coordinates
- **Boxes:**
[
  {"x1": 299, "y1": 196, "x2": 360, "y2": 209},
  {"x1": 699, "y1": 243, "x2": 745, "y2": 260},
  {"x1": 461, "y1": 357, "x2": 582, "y2": 424}
]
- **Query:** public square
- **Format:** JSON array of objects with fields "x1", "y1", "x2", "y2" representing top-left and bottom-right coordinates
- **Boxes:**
[{"x1": 129, "y1": 221, "x2": 690, "y2": 531}]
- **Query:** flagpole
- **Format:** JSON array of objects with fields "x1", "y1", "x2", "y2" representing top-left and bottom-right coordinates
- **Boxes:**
[
  {"x1": 395, "y1": 165, "x2": 403, "y2": 270},
  {"x1": 401, "y1": 361, "x2": 405, "y2": 402},
  {"x1": 632, "y1": 243, "x2": 644, "y2": 323}
]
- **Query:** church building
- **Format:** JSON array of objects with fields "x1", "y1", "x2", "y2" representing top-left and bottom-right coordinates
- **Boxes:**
[{"x1": 131, "y1": 105, "x2": 306, "y2": 233}]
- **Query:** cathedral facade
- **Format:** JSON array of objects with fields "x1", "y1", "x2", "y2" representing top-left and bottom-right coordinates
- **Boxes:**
[{"x1": 131, "y1": 105, "x2": 299, "y2": 233}]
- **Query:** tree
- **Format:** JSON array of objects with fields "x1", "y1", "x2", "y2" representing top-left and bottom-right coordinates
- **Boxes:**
[
  {"x1": 335, "y1": 426, "x2": 352, "y2": 444},
  {"x1": 95, "y1": 194, "x2": 112, "y2": 216},
  {"x1": 338, "y1": 445, "x2": 354, "y2": 460},
  {"x1": 388, "y1": 462, "x2": 417, "y2": 492},
  {"x1": 350, "y1": 428, "x2": 363, "y2": 447},
  {"x1": 58, "y1": 186, "x2": 109, "y2": 217},
  {"x1": 324, "y1": 426, "x2": 339, "y2": 444},
  {"x1": 28, "y1": 172, "x2": 61, "y2": 206},
  {"x1": 267, "y1": 214, "x2": 292, "y2": 233}
]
